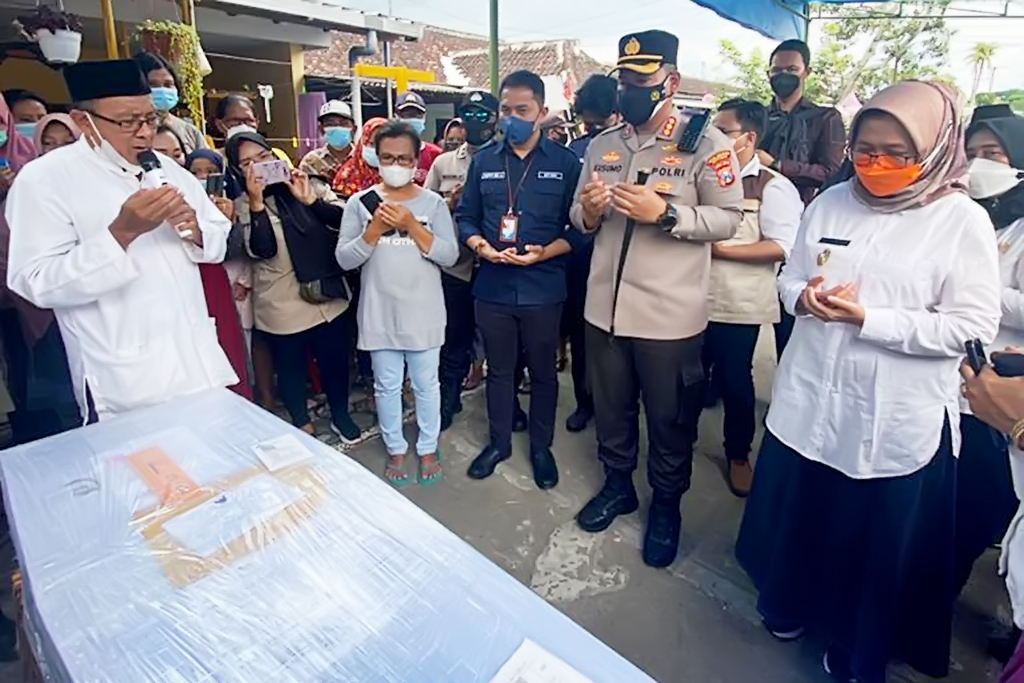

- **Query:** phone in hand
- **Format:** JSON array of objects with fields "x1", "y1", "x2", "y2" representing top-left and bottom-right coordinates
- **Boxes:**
[
  {"x1": 360, "y1": 190, "x2": 383, "y2": 215},
  {"x1": 993, "y1": 352, "x2": 1024, "y2": 378},
  {"x1": 252, "y1": 160, "x2": 290, "y2": 186},
  {"x1": 966, "y1": 339, "x2": 989, "y2": 375},
  {"x1": 205, "y1": 173, "x2": 225, "y2": 197}
]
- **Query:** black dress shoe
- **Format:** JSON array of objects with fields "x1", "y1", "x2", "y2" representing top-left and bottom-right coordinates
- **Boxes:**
[
  {"x1": 512, "y1": 405, "x2": 528, "y2": 433},
  {"x1": 643, "y1": 490, "x2": 683, "y2": 568},
  {"x1": 576, "y1": 472, "x2": 639, "y2": 532},
  {"x1": 565, "y1": 405, "x2": 593, "y2": 433},
  {"x1": 530, "y1": 448, "x2": 559, "y2": 489},
  {"x1": 467, "y1": 444, "x2": 511, "y2": 480}
]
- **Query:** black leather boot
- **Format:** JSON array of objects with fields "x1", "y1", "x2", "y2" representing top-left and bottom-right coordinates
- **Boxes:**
[
  {"x1": 576, "y1": 468, "x2": 639, "y2": 532},
  {"x1": 642, "y1": 489, "x2": 683, "y2": 568}
]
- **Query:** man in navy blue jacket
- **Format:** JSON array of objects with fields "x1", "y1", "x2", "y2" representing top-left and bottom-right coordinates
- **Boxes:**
[{"x1": 456, "y1": 69, "x2": 585, "y2": 490}]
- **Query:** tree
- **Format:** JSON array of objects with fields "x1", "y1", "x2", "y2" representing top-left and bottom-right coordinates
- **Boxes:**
[
  {"x1": 716, "y1": 1, "x2": 954, "y2": 106},
  {"x1": 968, "y1": 42, "x2": 998, "y2": 105},
  {"x1": 976, "y1": 89, "x2": 1024, "y2": 114},
  {"x1": 717, "y1": 39, "x2": 772, "y2": 103}
]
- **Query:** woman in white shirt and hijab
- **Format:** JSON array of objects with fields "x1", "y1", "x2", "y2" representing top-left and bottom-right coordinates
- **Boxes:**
[
  {"x1": 736, "y1": 81, "x2": 1002, "y2": 683},
  {"x1": 952, "y1": 115, "x2": 1024, "y2": 600}
]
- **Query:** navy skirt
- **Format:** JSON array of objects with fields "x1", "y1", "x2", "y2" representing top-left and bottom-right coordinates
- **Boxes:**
[{"x1": 736, "y1": 419, "x2": 957, "y2": 683}]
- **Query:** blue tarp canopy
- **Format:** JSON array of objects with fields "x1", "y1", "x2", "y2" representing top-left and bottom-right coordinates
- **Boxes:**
[{"x1": 690, "y1": 0, "x2": 886, "y2": 40}]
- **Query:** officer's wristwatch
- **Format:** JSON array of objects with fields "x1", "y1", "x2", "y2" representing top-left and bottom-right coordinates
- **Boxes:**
[{"x1": 656, "y1": 204, "x2": 679, "y2": 232}]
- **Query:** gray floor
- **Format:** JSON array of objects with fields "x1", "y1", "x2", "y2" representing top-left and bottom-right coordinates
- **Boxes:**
[
  {"x1": 0, "y1": 332, "x2": 1012, "y2": 682},
  {"x1": 341, "y1": 331, "x2": 1008, "y2": 683}
]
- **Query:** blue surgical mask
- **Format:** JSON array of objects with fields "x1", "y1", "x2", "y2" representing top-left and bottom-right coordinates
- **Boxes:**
[
  {"x1": 404, "y1": 118, "x2": 426, "y2": 135},
  {"x1": 499, "y1": 116, "x2": 537, "y2": 146},
  {"x1": 150, "y1": 87, "x2": 179, "y2": 112},
  {"x1": 362, "y1": 146, "x2": 379, "y2": 168},
  {"x1": 14, "y1": 123, "x2": 36, "y2": 139},
  {"x1": 323, "y1": 126, "x2": 352, "y2": 150}
]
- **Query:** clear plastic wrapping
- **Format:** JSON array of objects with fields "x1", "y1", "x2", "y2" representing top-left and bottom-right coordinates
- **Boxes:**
[{"x1": 1, "y1": 389, "x2": 653, "y2": 683}]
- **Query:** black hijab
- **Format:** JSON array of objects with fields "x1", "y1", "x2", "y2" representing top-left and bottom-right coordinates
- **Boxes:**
[
  {"x1": 969, "y1": 116, "x2": 1024, "y2": 229},
  {"x1": 223, "y1": 131, "x2": 322, "y2": 236}
]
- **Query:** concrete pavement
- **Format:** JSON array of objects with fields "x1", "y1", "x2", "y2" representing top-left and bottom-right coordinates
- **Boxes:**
[{"x1": 340, "y1": 331, "x2": 1008, "y2": 683}]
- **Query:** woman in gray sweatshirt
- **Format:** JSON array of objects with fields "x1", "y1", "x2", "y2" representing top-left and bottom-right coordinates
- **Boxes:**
[{"x1": 336, "y1": 120, "x2": 459, "y2": 485}]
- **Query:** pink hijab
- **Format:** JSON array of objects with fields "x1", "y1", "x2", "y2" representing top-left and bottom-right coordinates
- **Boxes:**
[
  {"x1": 32, "y1": 113, "x2": 80, "y2": 151},
  {"x1": 0, "y1": 94, "x2": 54, "y2": 345},
  {"x1": 849, "y1": 80, "x2": 968, "y2": 214}
]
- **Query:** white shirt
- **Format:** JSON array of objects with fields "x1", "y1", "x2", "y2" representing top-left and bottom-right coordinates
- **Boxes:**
[
  {"x1": 768, "y1": 183, "x2": 1001, "y2": 479},
  {"x1": 960, "y1": 217, "x2": 1024, "y2": 414},
  {"x1": 1001, "y1": 446, "x2": 1024, "y2": 628},
  {"x1": 741, "y1": 156, "x2": 803, "y2": 258},
  {"x1": 5, "y1": 138, "x2": 238, "y2": 420}
]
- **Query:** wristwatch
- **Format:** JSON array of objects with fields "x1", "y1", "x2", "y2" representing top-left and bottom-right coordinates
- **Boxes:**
[{"x1": 656, "y1": 204, "x2": 679, "y2": 232}]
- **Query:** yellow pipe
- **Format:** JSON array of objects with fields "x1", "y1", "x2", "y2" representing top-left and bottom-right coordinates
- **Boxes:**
[{"x1": 100, "y1": 0, "x2": 118, "y2": 59}]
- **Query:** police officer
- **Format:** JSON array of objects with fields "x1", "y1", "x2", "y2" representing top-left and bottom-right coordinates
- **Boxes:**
[
  {"x1": 570, "y1": 30, "x2": 744, "y2": 567},
  {"x1": 456, "y1": 70, "x2": 586, "y2": 490},
  {"x1": 425, "y1": 90, "x2": 500, "y2": 431}
]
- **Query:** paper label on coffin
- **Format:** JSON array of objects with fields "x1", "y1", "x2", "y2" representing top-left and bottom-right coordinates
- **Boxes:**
[
  {"x1": 126, "y1": 447, "x2": 328, "y2": 589},
  {"x1": 490, "y1": 639, "x2": 593, "y2": 683},
  {"x1": 252, "y1": 434, "x2": 313, "y2": 471}
]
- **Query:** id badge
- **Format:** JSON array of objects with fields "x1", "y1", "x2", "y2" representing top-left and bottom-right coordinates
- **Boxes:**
[{"x1": 499, "y1": 211, "x2": 519, "y2": 244}]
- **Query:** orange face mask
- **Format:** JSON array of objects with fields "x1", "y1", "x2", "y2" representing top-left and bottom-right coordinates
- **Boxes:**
[{"x1": 852, "y1": 153, "x2": 923, "y2": 198}]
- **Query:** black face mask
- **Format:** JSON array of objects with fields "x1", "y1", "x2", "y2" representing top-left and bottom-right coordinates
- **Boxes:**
[
  {"x1": 463, "y1": 119, "x2": 496, "y2": 147},
  {"x1": 443, "y1": 140, "x2": 462, "y2": 152},
  {"x1": 977, "y1": 183, "x2": 1024, "y2": 229},
  {"x1": 584, "y1": 122, "x2": 609, "y2": 137},
  {"x1": 770, "y1": 73, "x2": 801, "y2": 99},
  {"x1": 617, "y1": 79, "x2": 669, "y2": 127}
]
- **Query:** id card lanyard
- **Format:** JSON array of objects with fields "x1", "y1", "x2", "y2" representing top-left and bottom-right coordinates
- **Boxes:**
[{"x1": 500, "y1": 153, "x2": 537, "y2": 244}]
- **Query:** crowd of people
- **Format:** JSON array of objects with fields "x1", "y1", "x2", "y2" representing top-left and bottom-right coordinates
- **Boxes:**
[{"x1": 2, "y1": 26, "x2": 1024, "y2": 683}]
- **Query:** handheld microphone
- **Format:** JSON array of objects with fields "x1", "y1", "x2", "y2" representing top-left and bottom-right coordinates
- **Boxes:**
[
  {"x1": 137, "y1": 150, "x2": 192, "y2": 239},
  {"x1": 137, "y1": 150, "x2": 167, "y2": 189}
]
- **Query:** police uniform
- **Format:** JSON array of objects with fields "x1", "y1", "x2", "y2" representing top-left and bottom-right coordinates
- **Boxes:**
[
  {"x1": 426, "y1": 90, "x2": 498, "y2": 430},
  {"x1": 569, "y1": 30, "x2": 744, "y2": 567}
]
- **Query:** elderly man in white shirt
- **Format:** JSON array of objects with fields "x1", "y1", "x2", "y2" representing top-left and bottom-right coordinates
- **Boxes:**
[
  {"x1": 697, "y1": 98, "x2": 804, "y2": 497},
  {"x1": 736, "y1": 81, "x2": 1001, "y2": 683},
  {"x1": 5, "y1": 59, "x2": 236, "y2": 421}
]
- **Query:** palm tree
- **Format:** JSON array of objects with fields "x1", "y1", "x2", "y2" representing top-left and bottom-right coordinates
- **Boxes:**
[{"x1": 969, "y1": 42, "x2": 999, "y2": 104}]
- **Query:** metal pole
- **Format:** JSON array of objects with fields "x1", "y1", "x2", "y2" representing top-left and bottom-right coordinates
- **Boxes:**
[
  {"x1": 100, "y1": 0, "x2": 118, "y2": 59},
  {"x1": 489, "y1": 0, "x2": 499, "y2": 96},
  {"x1": 384, "y1": 40, "x2": 393, "y2": 118}
]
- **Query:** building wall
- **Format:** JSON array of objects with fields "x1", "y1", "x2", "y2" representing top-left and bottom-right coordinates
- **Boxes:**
[
  {"x1": 205, "y1": 44, "x2": 303, "y2": 158},
  {"x1": 0, "y1": 47, "x2": 110, "y2": 105}
]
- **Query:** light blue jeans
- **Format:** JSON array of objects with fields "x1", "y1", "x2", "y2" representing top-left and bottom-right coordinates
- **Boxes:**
[{"x1": 370, "y1": 347, "x2": 441, "y2": 457}]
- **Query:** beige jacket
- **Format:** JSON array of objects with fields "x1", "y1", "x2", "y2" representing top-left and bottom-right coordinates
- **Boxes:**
[
  {"x1": 707, "y1": 167, "x2": 783, "y2": 325},
  {"x1": 570, "y1": 111, "x2": 744, "y2": 340},
  {"x1": 425, "y1": 144, "x2": 475, "y2": 282}
]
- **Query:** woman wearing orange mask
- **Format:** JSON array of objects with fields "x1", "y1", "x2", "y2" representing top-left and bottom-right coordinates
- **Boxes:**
[{"x1": 735, "y1": 81, "x2": 1002, "y2": 683}]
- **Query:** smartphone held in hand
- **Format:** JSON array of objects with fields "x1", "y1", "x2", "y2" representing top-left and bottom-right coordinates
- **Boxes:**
[
  {"x1": 252, "y1": 160, "x2": 289, "y2": 186},
  {"x1": 205, "y1": 173, "x2": 226, "y2": 197}
]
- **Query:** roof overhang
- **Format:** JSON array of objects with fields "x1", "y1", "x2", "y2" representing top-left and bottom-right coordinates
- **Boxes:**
[{"x1": 19, "y1": 0, "x2": 421, "y2": 50}]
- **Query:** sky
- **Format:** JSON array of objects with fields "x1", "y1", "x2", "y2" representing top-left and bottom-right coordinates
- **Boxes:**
[{"x1": 338, "y1": 0, "x2": 1024, "y2": 96}]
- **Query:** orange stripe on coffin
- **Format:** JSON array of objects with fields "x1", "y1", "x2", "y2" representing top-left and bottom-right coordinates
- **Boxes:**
[{"x1": 127, "y1": 448, "x2": 201, "y2": 506}]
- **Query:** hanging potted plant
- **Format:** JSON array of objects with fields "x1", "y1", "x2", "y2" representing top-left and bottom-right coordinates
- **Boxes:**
[
  {"x1": 135, "y1": 20, "x2": 206, "y2": 129},
  {"x1": 15, "y1": 5, "x2": 83, "y2": 64}
]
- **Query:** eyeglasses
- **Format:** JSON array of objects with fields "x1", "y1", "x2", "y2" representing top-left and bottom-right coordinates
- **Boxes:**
[
  {"x1": 238, "y1": 150, "x2": 275, "y2": 170},
  {"x1": 716, "y1": 128, "x2": 745, "y2": 138},
  {"x1": 378, "y1": 153, "x2": 416, "y2": 167},
  {"x1": 850, "y1": 151, "x2": 918, "y2": 169},
  {"x1": 461, "y1": 110, "x2": 493, "y2": 123},
  {"x1": 86, "y1": 110, "x2": 160, "y2": 133}
]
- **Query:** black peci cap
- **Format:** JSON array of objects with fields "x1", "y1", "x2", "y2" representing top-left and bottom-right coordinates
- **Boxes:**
[
  {"x1": 615, "y1": 30, "x2": 679, "y2": 75},
  {"x1": 64, "y1": 59, "x2": 150, "y2": 102},
  {"x1": 457, "y1": 90, "x2": 499, "y2": 115}
]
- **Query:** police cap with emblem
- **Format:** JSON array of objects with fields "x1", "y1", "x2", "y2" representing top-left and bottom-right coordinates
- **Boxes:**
[
  {"x1": 457, "y1": 90, "x2": 499, "y2": 116},
  {"x1": 616, "y1": 30, "x2": 679, "y2": 75},
  {"x1": 64, "y1": 59, "x2": 151, "y2": 103}
]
